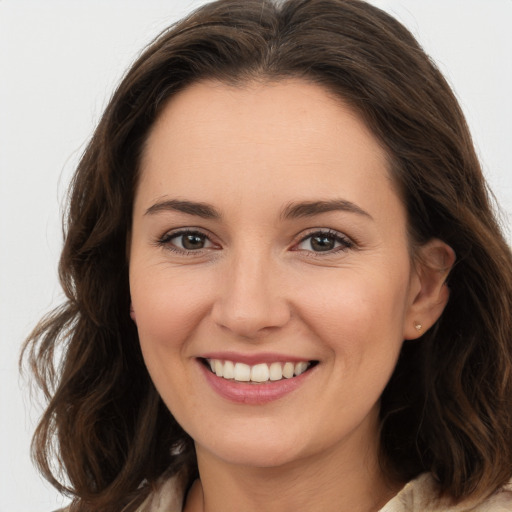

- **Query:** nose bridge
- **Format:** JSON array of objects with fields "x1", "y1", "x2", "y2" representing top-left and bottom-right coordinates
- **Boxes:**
[{"x1": 211, "y1": 246, "x2": 290, "y2": 338}]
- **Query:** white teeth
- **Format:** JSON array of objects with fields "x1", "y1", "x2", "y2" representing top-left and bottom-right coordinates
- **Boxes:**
[
  {"x1": 214, "y1": 359, "x2": 223, "y2": 377},
  {"x1": 234, "y1": 362, "x2": 251, "y2": 382},
  {"x1": 282, "y1": 362, "x2": 295, "y2": 379},
  {"x1": 206, "y1": 359, "x2": 312, "y2": 383},
  {"x1": 251, "y1": 363, "x2": 270, "y2": 382},
  {"x1": 294, "y1": 362, "x2": 309, "y2": 376},
  {"x1": 269, "y1": 362, "x2": 283, "y2": 381},
  {"x1": 223, "y1": 360, "x2": 235, "y2": 379}
]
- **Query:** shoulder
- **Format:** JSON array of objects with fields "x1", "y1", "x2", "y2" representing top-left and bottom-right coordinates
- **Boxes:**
[{"x1": 381, "y1": 473, "x2": 512, "y2": 512}]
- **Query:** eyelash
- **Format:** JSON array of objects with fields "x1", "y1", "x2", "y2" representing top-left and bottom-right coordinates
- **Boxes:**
[
  {"x1": 156, "y1": 229, "x2": 217, "y2": 255},
  {"x1": 156, "y1": 228, "x2": 355, "y2": 256},
  {"x1": 294, "y1": 229, "x2": 354, "y2": 256}
]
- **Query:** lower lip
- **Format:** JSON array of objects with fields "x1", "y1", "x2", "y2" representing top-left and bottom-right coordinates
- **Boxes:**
[{"x1": 199, "y1": 361, "x2": 315, "y2": 405}]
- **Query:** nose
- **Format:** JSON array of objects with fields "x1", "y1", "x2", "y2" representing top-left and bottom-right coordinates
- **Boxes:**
[{"x1": 210, "y1": 252, "x2": 291, "y2": 339}]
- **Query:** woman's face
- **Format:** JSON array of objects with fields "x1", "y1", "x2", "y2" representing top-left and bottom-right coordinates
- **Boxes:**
[{"x1": 129, "y1": 79, "x2": 424, "y2": 470}]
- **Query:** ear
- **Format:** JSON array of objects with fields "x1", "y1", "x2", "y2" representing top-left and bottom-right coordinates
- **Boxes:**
[
  {"x1": 403, "y1": 239, "x2": 456, "y2": 340},
  {"x1": 130, "y1": 303, "x2": 137, "y2": 323}
]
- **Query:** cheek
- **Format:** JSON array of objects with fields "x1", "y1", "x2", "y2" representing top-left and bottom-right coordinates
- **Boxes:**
[
  {"x1": 129, "y1": 267, "x2": 215, "y2": 415},
  {"x1": 299, "y1": 269, "x2": 410, "y2": 335},
  {"x1": 295, "y1": 267, "x2": 411, "y2": 376},
  {"x1": 130, "y1": 266, "x2": 215, "y2": 358}
]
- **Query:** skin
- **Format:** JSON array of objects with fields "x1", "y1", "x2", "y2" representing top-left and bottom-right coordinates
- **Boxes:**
[{"x1": 129, "y1": 79, "x2": 454, "y2": 512}]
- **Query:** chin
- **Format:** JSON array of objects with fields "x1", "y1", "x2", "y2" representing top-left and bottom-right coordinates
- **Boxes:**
[{"x1": 195, "y1": 427, "x2": 309, "y2": 469}]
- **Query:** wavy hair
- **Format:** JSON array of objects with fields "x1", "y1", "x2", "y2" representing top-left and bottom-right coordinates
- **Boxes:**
[{"x1": 22, "y1": 0, "x2": 512, "y2": 510}]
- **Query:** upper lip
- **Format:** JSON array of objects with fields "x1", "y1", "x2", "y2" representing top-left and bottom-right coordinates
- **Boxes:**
[{"x1": 198, "y1": 352, "x2": 316, "y2": 365}]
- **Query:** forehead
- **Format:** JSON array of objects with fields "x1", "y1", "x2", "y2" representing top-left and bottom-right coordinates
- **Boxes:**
[
  {"x1": 144, "y1": 78, "x2": 385, "y2": 154},
  {"x1": 137, "y1": 78, "x2": 400, "y2": 219}
]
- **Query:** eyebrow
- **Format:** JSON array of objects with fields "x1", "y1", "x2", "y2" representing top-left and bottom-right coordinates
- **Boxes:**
[
  {"x1": 144, "y1": 199, "x2": 220, "y2": 219},
  {"x1": 281, "y1": 199, "x2": 373, "y2": 220},
  {"x1": 144, "y1": 198, "x2": 372, "y2": 221}
]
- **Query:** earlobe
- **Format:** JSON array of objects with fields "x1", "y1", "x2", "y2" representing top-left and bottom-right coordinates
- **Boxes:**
[
  {"x1": 130, "y1": 303, "x2": 137, "y2": 323},
  {"x1": 404, "y1": 239, "x2": 455, "y2": 340}
]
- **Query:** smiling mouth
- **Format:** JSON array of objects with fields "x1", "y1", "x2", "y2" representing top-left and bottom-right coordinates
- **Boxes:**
[{"x1": 201, "y1": 358, "x2": 318, "y2": 383}]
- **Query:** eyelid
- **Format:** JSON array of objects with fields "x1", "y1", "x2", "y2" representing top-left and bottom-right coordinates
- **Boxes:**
[
  {"x1": 291, "y1": 228, "x2": 355, "y2": 254},
  {"x1": 156, "y1": 227, "x2": 220, "y2": 253},
  {"x1": 154, "y1": 226, "x2": 355, "y2": 256}
]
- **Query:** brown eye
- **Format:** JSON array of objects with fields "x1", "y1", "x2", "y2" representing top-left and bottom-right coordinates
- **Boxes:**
[
  {"x1": 296, "y1": 230, "x2": 353, "y2": 253},
  {"x1": 310, "y1": 234, "x2": 337, "y2": 251},
  {"x1": 180, "y1": 233, "x2": 207, "y2": 250},
  {"x1": 161, "y1": 230, "x2": 216, "y2": 252}
]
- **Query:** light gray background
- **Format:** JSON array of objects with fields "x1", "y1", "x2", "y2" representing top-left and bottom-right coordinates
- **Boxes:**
[{"x1": 1, "y1": 1, "x2": 511, "y2": 510}]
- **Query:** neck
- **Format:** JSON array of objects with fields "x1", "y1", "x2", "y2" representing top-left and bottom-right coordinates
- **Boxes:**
[{"x1": 185, "y1": 419, "x2": 402, "y2": 512}]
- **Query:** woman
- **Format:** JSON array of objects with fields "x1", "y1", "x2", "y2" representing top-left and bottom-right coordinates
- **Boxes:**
[{"x1": 23, "y1": 0, "x2": 512, "y2": 511}]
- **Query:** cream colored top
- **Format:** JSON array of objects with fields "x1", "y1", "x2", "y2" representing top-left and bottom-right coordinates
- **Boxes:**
[{"x1": 136, "y1": 472, "x2": 512, "y2": 511}]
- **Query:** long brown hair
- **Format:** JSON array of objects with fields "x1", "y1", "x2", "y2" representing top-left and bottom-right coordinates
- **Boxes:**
[{"x1": 22, "y1": 1, "x2": 512, "y2": 510}]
